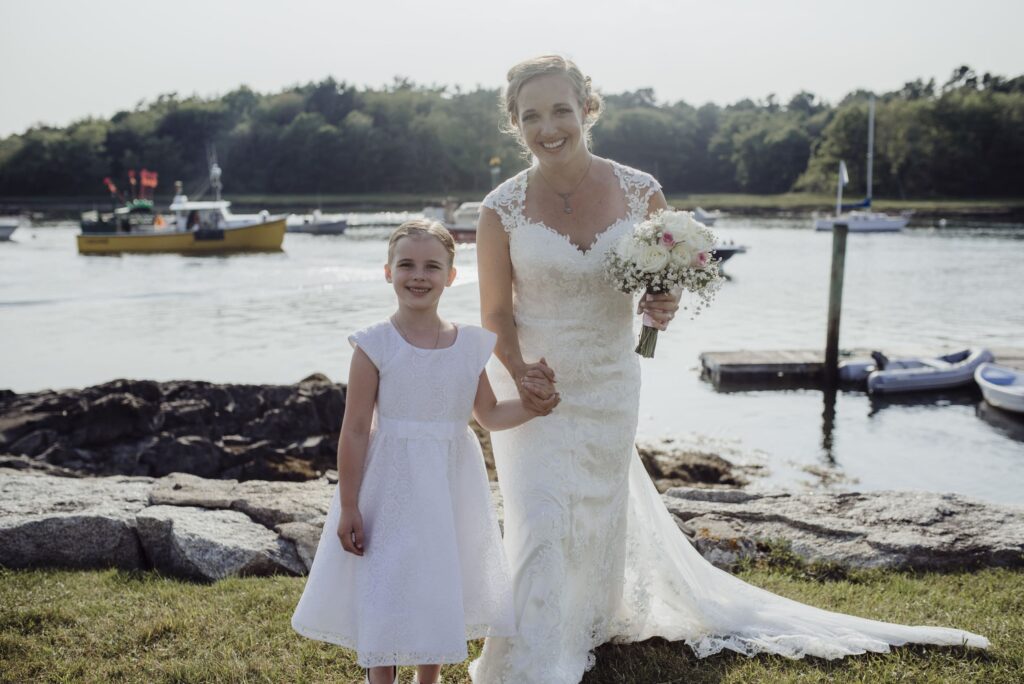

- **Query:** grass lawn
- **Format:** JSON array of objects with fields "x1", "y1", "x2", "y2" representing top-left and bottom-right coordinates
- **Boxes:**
[{"x1": 2, "y1": 563, "x2": 1019, "y2": 683}]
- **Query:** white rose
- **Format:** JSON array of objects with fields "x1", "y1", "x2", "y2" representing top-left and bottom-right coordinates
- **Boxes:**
[
  {"x1": 637, "y1": 243, "x2": 671, "y2": 273},
  {"x1": 670, "y1": 243, "x2": 695, "y2": 267}
]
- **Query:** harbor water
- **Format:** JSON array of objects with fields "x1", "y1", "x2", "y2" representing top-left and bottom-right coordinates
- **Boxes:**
[{"x1": 2, "y1": 217, "x2": 1022, "y2": 504}]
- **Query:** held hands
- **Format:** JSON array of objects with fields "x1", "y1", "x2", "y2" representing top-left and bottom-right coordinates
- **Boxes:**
[
  {"x1": 638, "y1": 290, "x2": 681, "y2": 331},
  {"x1": 338, "y1": 506, "x2": 365, "y2": 556},
  {"x1": 516, "y1": 357, "x2": 560, "y2": 416}
]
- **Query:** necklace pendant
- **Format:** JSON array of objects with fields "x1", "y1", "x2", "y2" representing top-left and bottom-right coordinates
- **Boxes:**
[{"x1": 564, "y1": 206, "x2": 573, "y2": 214}]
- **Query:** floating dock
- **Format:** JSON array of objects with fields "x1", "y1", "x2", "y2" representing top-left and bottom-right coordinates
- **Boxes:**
[{"x1": 700, "y1": 347, "x2": 1024, "y2": 390}]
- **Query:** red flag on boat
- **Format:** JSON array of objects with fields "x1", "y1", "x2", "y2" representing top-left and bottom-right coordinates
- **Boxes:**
[{"x1": 103, "y1": 177, "x2": 117, "y2": 194}]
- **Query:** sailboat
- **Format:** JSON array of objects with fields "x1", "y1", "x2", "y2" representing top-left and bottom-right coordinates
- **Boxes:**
[{"x1": 814, "y1": 96, "x2": 911, "y2": 232}]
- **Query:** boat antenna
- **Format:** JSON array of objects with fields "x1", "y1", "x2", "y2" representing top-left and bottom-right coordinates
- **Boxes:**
[{"x1": 866, "y1": 95, "x2": 875, "y2": 207}]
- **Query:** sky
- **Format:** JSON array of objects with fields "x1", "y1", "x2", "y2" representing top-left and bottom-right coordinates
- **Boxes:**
[{"x1": 1, "y1": 0, "x2": 1022, "y2": 137}]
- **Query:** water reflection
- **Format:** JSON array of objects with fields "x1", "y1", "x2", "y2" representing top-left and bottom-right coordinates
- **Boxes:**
[
  {"x1": 867, "y1": 387, "x2": 981, "y2": 417},
  {"x1": 975, "y1": 401, "x2": 1024, "y2": 442},
  {"x1": 820, "y1": 385, "x2": 838, "y2": 465}
]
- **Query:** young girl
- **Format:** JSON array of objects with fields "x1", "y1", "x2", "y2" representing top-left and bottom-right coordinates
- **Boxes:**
[{"x1": 291, "y1": 220, "x2": 553, "y2": 684}]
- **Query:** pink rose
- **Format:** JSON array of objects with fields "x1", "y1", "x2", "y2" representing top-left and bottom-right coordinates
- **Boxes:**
[
  {"x1": 661, "y1": 232, "x2": 675, "y2": 247},
  {"x1": 696, "y1": 251, "x2": 709, "y2": 266}
]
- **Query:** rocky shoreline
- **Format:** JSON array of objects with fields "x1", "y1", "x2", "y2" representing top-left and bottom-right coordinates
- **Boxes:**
[
  {"x1": 2, "y1": 378, "x2": 1021, "y2": 582},
  {"x1": 0, "y1": 377, "x2": 744, "y2": 491},
  {"x1": 0, "y1": 376, "x2": 345, "y2": 482},
  {"x1": 3, "y1": 469, "x2": 1021, "y2": 582}
]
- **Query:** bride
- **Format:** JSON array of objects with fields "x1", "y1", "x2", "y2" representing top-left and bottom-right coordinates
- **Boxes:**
[{"x1": 469, "y1": 55, "x2": 988, "y2": 684}]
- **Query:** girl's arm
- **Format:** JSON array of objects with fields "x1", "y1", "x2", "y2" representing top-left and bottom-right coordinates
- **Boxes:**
[
  {"x1": 477, "y1": 207, "x2": 559, "y2": 414},
  {"x1": 336, "y1": 347, "x2": 378, "y2": 556},
  {"x1": 472, "y1": 368, "x2": 538, "y2": 431}
]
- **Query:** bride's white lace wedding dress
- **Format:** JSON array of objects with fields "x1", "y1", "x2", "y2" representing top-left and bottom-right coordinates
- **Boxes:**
[{"x1": 468, "y1": 159, "x2": 989, "y2": 684}]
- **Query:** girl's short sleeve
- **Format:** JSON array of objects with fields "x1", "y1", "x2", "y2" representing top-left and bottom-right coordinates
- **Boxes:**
[
  {"x1": 475, "y1": 327, "x2": 497, "y2": 375},
  {"x1": 348, "y1": 323, "x2": 387, "y2": 371}
]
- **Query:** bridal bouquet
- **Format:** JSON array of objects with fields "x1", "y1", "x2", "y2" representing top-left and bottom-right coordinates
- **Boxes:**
[{"x1": 603, "y1": 209, "x2": 723, "y2": 357}]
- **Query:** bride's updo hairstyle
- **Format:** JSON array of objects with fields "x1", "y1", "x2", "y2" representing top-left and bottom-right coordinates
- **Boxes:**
[{"x1": 502, "y1": 55, "x2": 603, "y2": 155}]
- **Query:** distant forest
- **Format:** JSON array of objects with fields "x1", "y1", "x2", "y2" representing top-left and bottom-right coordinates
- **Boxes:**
[{"x1": 1, "y1": 65, "x2": 1021, "y2": 198}]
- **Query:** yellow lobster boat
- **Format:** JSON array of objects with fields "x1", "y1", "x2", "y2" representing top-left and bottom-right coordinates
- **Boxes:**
[
  {"x1": 77, "y1": 216, "x2": 285, "y2": 254},
  {"x1": 77, "y1": 163, "x2": 285, "y2": 255}
]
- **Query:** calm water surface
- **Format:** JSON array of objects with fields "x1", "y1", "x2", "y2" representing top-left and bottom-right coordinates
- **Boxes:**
[{"x1": 2, "y1": 218, "x2": 1022, "y2": 503}]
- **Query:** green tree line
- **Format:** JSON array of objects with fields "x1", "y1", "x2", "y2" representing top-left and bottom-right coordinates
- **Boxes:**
[{"x1": 1, "y1": 66, "x2": 1021, "y2": 199}]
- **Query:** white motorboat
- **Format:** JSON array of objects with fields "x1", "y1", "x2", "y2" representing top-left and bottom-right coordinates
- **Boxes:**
[
  {"x1": 422, "y1": 201, "x2": 480, "y2": 243},
  {"x1": 814, "y1": 96, "x2": 910, "y2": 233},
  {"x1": 693, "y1": 207, "x2": 721, "y2": 226},
  {"x1": 866, "y1": 347, "x2": 994, "y2": 394},
  {"x1": 0, "y1": 215, "x2": 28, "y2": 240},
  {"x1": 974, "y1": 363, "x2": 1024, "y2": 414},
  {"x1": 286, "y1": 210, "x2": 348, "y2": 235}
]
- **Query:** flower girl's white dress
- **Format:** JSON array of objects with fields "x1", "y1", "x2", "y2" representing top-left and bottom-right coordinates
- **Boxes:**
[{"x1": 292, "y1": 321, "x2": 515, "y2": 667}]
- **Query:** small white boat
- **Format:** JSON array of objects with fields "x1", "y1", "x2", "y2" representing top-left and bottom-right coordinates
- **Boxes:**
[
  {"x1": 0, "y1": 215, "x2": 28, "y2": 241},
  {"x1": 693, "y1": 207, "x2": 721, "y2": 226},
  {"x1": 867, "y1": 347, "x2": 994, "y2": 394},
  {"x1": 975, "y1": 363, "x2": 1024, "y2": 414},
  {"x1": 422, "y1": 201, "x2": 480, "y2": 243},
  {"x1": 286, "y1": 210, "x2": 348, "y2": 235}
]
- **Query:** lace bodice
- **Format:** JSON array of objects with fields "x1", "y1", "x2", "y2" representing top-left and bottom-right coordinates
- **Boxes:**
[{"x1": 482, "y1": 160, "x2": 662, "y2": 329}]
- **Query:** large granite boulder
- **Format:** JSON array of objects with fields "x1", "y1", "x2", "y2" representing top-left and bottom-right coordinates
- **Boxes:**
[
  {"x1": 0, "y1": 470, "x2": 316, "y2": 581},
  {"x1": 149, "y1": 472, "x2": 330, "y2": 527},
  {"x1": 0, "y1": 471, "x2": 152, "y2": 570},
  {"x1": 666, "y1": 488, "x2": 1024, "y2": 570},
  {"x1": 136, "y1": 505, "x2": 305, "y2": 581}
]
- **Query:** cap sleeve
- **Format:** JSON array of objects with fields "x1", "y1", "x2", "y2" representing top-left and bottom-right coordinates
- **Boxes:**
[
  {"x1": 348, "y1": 322, "x2": 388, "y2": 371},
  {"x1": 612, "y1": 162, "x2": 663, "y2": 221},
  {"x1": 473, "y1": 326, "x2": 497, "y2": 375},
  {"x1": 481, "y1": 173, "x2": 524, "y2": 234}
]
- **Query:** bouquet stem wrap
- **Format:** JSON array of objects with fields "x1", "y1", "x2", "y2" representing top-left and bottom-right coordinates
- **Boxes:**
[{"x1": 636, "y1": 287, "x2": 661, "y2": 358}]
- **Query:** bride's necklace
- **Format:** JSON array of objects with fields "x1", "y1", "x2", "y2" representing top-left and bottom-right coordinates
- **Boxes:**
[
  {"x1": 391, "y1": 315, "x2": 442, "y2": 349},
  {"x1": 536, "y1": 155, "x2": 594, "y2": 215}
]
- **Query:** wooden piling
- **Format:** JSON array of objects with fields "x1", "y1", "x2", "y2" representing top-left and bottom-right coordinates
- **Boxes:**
[{"x1": 824, "y1": 223, "x2": 849, "y2": 386}]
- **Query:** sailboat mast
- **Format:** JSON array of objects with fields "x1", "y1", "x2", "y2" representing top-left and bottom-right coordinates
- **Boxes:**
[{"x1": 866, "y1": 96, "x2": 875, "y2": 205}]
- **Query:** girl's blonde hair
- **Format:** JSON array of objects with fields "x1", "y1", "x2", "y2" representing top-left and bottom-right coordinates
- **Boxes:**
[
  {"x1": 387, "y1": 219, "x2": 456, "y2": 266},
  {"x1": 501, "y1": 55, "x2": 603, "y2": 155}
]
